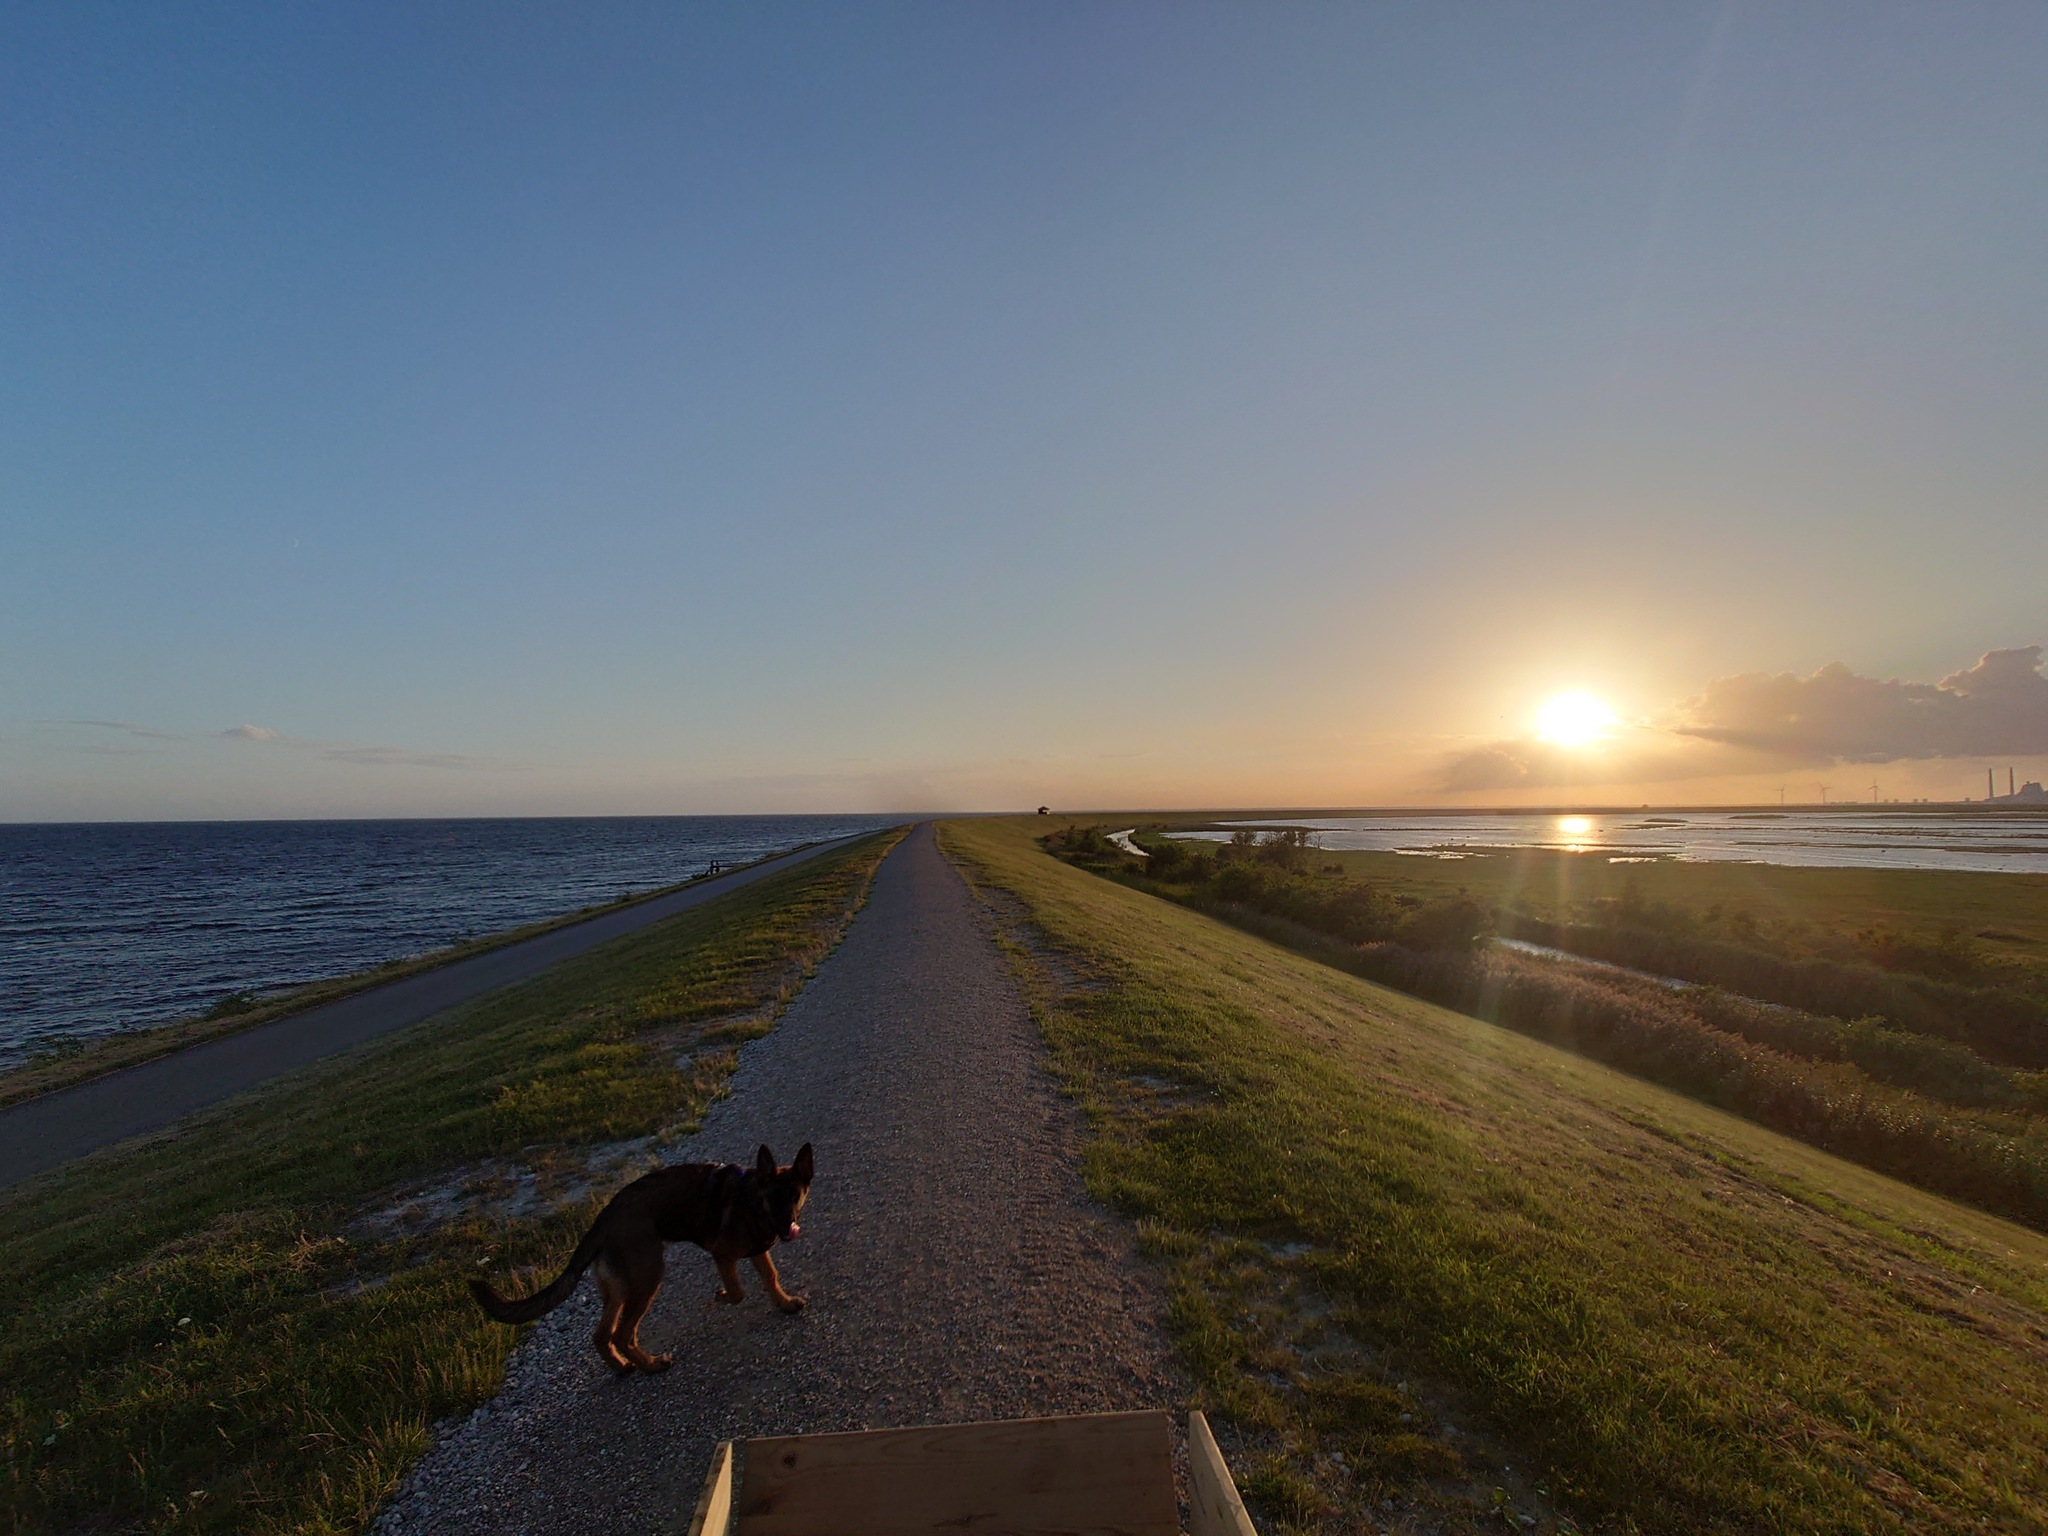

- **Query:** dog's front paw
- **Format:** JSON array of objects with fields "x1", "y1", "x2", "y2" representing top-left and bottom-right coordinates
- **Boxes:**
[
  {"x1": 776, "y1": 1293, "x2": 807, "y2": 1314},
  {"x1": 642, "y1": 1352, "x2": 675, "y2": 1373},
  {"x1": 713, "y1": 1285, "x2": 744, "y2": 1307}
]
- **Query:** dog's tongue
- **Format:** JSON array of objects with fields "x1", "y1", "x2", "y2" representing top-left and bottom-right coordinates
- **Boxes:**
[{"x1": 784, "y1": 1221, "x2": 801, "y2": 1243}]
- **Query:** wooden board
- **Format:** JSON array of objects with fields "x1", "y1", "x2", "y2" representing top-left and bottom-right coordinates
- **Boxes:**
[
  {"x1": 735, "y1": 1410, "x2": 1179, "y2": 1536},
  {"x1": 1186, "y1": 1413, "x2": 1258, "y2": 1536},
  {"x1": 686, "y1": 1440, "x2": 734, "y2": 1536}
]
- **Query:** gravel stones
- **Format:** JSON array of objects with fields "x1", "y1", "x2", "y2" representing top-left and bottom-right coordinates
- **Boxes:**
[{"x1": 375, "y1": 824, "x2": 1180, "y2": 1535}]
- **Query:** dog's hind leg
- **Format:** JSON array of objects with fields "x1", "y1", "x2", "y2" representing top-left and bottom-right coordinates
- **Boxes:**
[
  {"x1": 615, "y1": 1251, "x2": 673, "y2": 1373},
  {"x1": 751, "y1": 1251, "x2": 806, "y2": 1314},
  {"x1": 591, "y1": 1261, "x2": 633, "y2": 1374}
]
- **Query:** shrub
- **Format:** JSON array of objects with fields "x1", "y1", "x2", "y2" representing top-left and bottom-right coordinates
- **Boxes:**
[{"x1": 1499, "y1": 914, "x2": 2048, "y2": 1069}]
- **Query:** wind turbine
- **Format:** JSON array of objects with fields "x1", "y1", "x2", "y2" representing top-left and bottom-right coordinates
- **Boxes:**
[
  {"x1": 1818, "y1": 784, "x2": 1829, "y2": 805},
  {"x1": 1869, "y1": 780, "x2": 1881, "y2": 804}
]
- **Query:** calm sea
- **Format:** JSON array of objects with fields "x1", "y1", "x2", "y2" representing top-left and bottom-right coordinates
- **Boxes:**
[
  {"x1": 0, "y1": 816, "x2": 901, "y2": 1068},
  {"x1": 1176, "y1": 809, "x2": 2048, "y2": 874}
]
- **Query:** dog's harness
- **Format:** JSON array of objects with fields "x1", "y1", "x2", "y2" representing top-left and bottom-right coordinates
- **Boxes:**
[{"x1": 708, "y1": 1163, "x2": 750, "y2": 1237}]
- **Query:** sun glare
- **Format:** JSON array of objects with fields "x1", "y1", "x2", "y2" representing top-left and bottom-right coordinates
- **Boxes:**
[
  {"x1": 1555, "y1": 814, "x2": 1597, "y2": 851},
  {"x1": 1537, "y1": 691, "x2": 1619, "y2": 747}
]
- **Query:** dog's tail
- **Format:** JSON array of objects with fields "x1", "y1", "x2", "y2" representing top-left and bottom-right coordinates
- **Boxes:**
[{"x1": 470, "y1": 1220, "x2": 604, "y2": 1325}]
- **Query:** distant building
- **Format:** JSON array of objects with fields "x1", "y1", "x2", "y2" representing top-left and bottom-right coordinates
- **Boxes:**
[
  {"x1": 1980, "y1": 768, "x2": 2045, "y2": 805},
  {"x1": 1985, "y1": 780, "x2": 2048, "y2": 805}
]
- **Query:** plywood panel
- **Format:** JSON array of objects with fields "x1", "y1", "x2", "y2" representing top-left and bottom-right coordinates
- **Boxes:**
[
  {"x1": 1186, "y1": 1413, "x2": 1258, "y2": 1536},
  {"x1": 736, "y1": 1411, "x2": 1178, "y2": 1536}
]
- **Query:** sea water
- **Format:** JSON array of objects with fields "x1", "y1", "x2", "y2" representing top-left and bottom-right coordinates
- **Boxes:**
[
  {"x1": 0, "y1": 815, "x2": 900, "y2": 1067},
  {"x1": 1174, "y1": 809, "x2": 2048, "y2": 874}
]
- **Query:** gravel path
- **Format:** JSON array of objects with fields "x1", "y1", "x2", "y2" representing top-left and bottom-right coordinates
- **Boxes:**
[
  {"x1": 375, "y1": 823, "x2": 1181, "y2": 1536},
  {"x1": 0, "y1": 839, "x2": 862, "y2": 1190}
]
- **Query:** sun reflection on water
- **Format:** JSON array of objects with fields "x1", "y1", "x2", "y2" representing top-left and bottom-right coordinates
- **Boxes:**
[{"x1": 1555, "y1": 815, "x2": 1596, "y2": 851}]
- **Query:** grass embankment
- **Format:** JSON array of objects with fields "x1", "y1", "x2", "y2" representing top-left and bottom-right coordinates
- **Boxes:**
[
  {"x1": 0, "y1": 829, "x2": 903, "y2": 1536},
  {"x1": 0, "y1": 857, "x2": 788, "y2": 1111},
  {"x1": 940, "y1": 817, "x2": 2048, "y2": 1536},
  {"x1": 1078, "y1": 828, "x2": 2048, "y2": 1231}
]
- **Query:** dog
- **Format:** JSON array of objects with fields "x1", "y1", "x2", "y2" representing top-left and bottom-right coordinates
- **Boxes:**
[{"x1": 470, "y1": 1143, "x2": 813, "y2": 1374}]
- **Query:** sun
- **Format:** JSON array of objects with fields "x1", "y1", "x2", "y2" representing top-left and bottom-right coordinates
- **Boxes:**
[{"x1": 1537, "y1": 691, "x2": 1619, "y2": 747}]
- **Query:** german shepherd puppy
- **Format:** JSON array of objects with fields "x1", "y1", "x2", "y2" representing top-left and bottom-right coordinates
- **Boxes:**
[{"x1": 471, "y1": 1143, "x2": 813, "y2": 1374}]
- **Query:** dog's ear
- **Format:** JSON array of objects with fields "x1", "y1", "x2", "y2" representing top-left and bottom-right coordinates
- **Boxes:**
[
  {"x1": 793, "y1": 1143, "x2": 814, "y2": 1183},
  {"x1": 755, "y1": 1144, "x2": 777, "y2": 1178}
]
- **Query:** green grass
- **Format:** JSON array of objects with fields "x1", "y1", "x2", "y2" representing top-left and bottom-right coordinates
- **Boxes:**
[
  {"x1": 0, "y1": 829, "x2": 903, "y2": 1535},
  {"x1": 941, "y1": 817, "x2": 2048, "y2": 1535},
  {"x1": 1312, "y1": 845, "x2": 2048, "y2": 991}
]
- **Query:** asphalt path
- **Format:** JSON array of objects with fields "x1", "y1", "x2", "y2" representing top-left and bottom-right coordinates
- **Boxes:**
[
  {"x1": 374, "y1": 822, "x2": 1179, "y2": 1535},
  {"x1": 0, "y1": 835, "x2": 875, "y2": 1191}
]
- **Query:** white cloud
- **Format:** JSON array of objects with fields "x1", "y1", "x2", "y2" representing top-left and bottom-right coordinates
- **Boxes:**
[
  {"x1": 222, "y1": 723, "x2": 282, "y2": 741},
  {"x1": 1674, "y1": 647, "x2": 2048, "y2": 762}
]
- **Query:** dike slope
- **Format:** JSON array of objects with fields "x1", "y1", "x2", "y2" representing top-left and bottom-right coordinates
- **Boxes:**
[{"x1": 0, "y1": 838, "x2": 863, "y2": 1189}]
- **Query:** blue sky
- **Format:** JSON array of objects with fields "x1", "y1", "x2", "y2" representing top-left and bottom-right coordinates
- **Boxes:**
[{"x1": 5, "y1": 3, "x2": 2046, "y2": 817}]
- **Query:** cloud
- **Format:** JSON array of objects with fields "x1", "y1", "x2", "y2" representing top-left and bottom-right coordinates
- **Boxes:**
[
  {"x1": 1434, "y1": 646, "x2": 2048, "y2": 792},
  {"x1": 1674, "y1": 647, "x2": 2048, "y2": 762},
  {"x1": 70, "y1": 719, "x2": 182, "y2": 740},
  {"x1": 319, "y1": 744, "x2": 490, "y2": 771},
  {"x1": 219, "y1": 723, "x2": 493, "y2": 770},
  {"x1": 1434, "y1": 736, "x2": 1713, "y2": 794},
  {"x1": 1438, "y1": 745, "x2": 1533, "y2": 793},
  {"x1": 29, "y1": 719, "x2": 178, "y2": 756}
]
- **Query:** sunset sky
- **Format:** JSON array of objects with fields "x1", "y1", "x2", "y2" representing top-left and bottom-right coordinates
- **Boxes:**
[{"x1": 5, "y1": 3, "x2": 2046, "y2": 819}]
